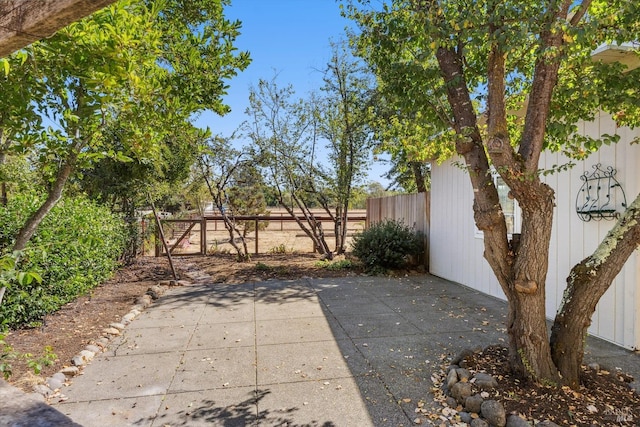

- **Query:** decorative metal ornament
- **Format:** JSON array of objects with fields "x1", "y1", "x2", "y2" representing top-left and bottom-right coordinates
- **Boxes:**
[{"x1": 575, "y1": 164, "x2": 627, "y2": 221}]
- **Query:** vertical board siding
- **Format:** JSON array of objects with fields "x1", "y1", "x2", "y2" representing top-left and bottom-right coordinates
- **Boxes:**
[
  {"x1": 366, "y1": 192, "x2": 430, "y2": 265},
  {"x1": 430, "y1": 112, "x2": 640, "y2": 349}
]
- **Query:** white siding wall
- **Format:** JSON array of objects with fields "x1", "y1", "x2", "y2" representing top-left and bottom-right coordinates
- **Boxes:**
[
  {"x1": 430, "y1": 112, "x2": 640, "y2": 349},
  {"x1": 430, "y1": 162, "x2": 505, "y2": 300}
]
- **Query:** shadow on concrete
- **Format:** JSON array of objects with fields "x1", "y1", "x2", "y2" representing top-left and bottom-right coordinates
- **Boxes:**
[
  {"x1": 151, "y1": 388, "x2": 336, "y2": 427},
  {"x1": 149, "y1": 281, "x2": 319, "y2": 311}
]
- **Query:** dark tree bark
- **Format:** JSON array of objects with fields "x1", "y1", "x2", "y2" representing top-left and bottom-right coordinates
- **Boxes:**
[
  {"x1": 551, "y1": 194, "x2": 640, "y2": 387},
  {"x1": 429, "y1": 3, "x2": 564, "y2": 383},
  {"x1": 401, "y1": 0, "x2": 601, "y2": 388},
  {"x1": 411, "y1": 161, "x2": 427, "y2": 194}
]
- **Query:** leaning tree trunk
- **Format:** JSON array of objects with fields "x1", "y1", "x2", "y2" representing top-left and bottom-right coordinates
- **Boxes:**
[
  {"x1": 551, "y1": 193, "x2": 640, "y2": 387},
  {"x1": 13, "y1": 151, "x2": 77, "y2": 251}
]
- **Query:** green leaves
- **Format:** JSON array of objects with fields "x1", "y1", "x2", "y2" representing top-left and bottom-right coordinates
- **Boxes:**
[
  {"x1": 348, "y1": 0, "x2": 640, "y2": 169},
  {"x1": 351, "y1": 219, "x2": 424, "y2": 271},
  {"x1": 0, "y1": 194, "x2": 128, "y2": 328}
]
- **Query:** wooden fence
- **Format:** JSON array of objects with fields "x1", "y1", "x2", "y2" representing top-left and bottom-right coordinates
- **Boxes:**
[
  {"x1": 366, "y1": 192, "x2": 430, "y2": 267},
  {"x1": 156, "y1": 214, "x2": 367, "y2": 257}
]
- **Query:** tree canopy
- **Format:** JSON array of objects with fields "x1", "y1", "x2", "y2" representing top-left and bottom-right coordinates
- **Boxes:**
[
  {"x1": 347, "y1": 0, "x2": 640, "y2": 387},
  {"x1": 0, "y1": 0, "x2": 250, "y2": 251}
]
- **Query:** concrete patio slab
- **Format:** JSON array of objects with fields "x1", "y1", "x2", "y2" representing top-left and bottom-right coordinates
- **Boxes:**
[
  {"x1": 188, "y1": 321, "x2": 255, "y2": 350},
  {"x1": 152, "y1": 387, "x2": 258, "y2": 427},
  {"x1": 200, "y1": 301, "x2": 255, "y2": 323},
  {"x1": 59, "y1": 351, "x2": 182, "y2": 401},
  {"x1": 33, "y1": 272, "x2": 638, "y2": 427},
  {"x1": 112, "y1": 325, "x2": 195, "y2": 356},
  {"x1": 256, "y1": 316, "x2": 347, "y2": 345},
  {"x1": 171, "y1": 346, "x2": 256, "y2": 392},
  {"x1": 257, "y1": 340, "x2": 353, "y2": 386},
  {"x1": 254, "y1": 298, "x2": 326, "y2": 320},
  {"x1": 55, "y1": 395, "x2": 162, "y2": 427},
  {"x1": 127, "y1": 306, "x2": 205, "y2": 328},
  {"x1": 256, "y1": 379, "x2": 373, "y2": 426}
]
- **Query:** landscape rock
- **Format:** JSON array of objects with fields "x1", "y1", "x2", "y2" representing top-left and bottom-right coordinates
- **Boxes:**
[
  {"x1": 109, "y1": 322, "x2": 125, "y2": 331},
  {"x1": 1, "y1": 380, "x2": 81, "y2": 426},
  {"x1": 451, "y1": 349, "x2": 474, "y2": 366},
  {"x1": 95, "y1": 337, "x2": 110, "y2": 347},
  {"x1": 447, "y1": 367, "x2": 459, "y2": 388},
  {"x1": 507, "y1": 414, "x2": 532, "y2": 427},
  {"x1": 71, "y1": 355, "x2": 86, "y2": 366},
  {"x1": 456, "y1": 368, "x2": 472, "y2": 382},
  {"x1": 146, "y1": 285, "x2": 163, "y2": 300},
  {"x1": 450, "y1": 381, "x2": 472, "y2": 403},
  {"x1": 102, "y1": 327, "x2": 121, "y2": 336},
  {"x1": 61, "y1": 366, "x2": 80, "y2": 377},
  {"x1": 459, "y1": 411, "x2": 473, "y2": 424},
  {"x1": 85, "y1": 344, "x2": 101, "y2": 354},
  {"x1": 474, "y1": 372, "x2": 499, "y2": 389},
  {"x1": 51, "y1": 371, "x2": 65, "y2": 381},
  {"x1": 33, "y1": 384, "x2": 54, "y2": 398},
  {"x1": 481, "y1": 400, "x2": 506, "y2": 427},
  {"x1": 28, "y1": 391, "x2": 46, "y2": 402},
  {"x1": 46, "y1": 376, "x2": 64, "y2": 391},
  {"x1": 445, "y1": 396, "x2": 457, "y2": 408},
  {"x1": 470, "y1": 418, "x2": 489, "y2": 427},
  {"x1": 465, "y1": 393, "x2": 484, "y2": 414},
  {"x1": 587, "y1": 362, "x2": 600, "y2": 372},
  {"x1": 79, "y1": 349, "x2": 95, "y2": 361},
  {"x1": 122, "y1": 312, "x2": 136, "y2": 324},
  {"x1": 135, "y1": 294, "x2": 152, "y2": 307}
]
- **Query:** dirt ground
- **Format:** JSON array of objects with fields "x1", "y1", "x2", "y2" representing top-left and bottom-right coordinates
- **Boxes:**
[{"x1": 4, "y1": 251, "x2": 639, "y2": 425}]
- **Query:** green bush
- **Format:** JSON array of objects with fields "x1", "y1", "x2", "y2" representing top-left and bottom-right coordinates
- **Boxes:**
[
  {"x1": 0, "y1": 194, "x2": 128, "y2": 328},
  {"x1": 315, "y1": 259, "x2": 355, "y2": 270},
  {"x1": 351, "y1": 219, "x2": 424, "y2": 272}
]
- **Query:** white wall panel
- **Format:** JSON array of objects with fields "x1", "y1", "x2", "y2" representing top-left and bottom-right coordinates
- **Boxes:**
[{"x1": 430, "y1": 112, "x2": 640, "y2": 349}]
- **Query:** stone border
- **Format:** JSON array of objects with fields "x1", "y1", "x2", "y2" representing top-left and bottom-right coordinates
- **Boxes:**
[{"x1": 33, "y1": 278, "x2": 192, "y2": 401}]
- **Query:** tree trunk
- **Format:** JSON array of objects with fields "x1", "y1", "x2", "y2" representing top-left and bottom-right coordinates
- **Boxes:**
[
  {"x1": 411, "y1": 161, "x2": 427, "y2": 193},
  {"x1": 551, "y1": 193, "x2": 640, "y2": 387},
  {"x1": 481, "y1": 184, "x2": 561, "y2": 384},
  {"x1": 434, "y1": 40, "x2": 561, "y2": 384},
  {"x1": 13, "y1": 152, "x2": 77, "y2": 251},
  {"x1": 200, "y1": 170, "x2": 249, "y2": 261}
]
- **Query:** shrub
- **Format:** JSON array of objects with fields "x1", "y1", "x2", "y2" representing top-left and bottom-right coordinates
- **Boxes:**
[
  {"x1": 351, "y1": 219, "x2": 424, "y2": 272},
  {"x1": 0, "y1": 193, "x2": 127, "y2": 328},
  {"x1": 315, "y1": 259, "x2": 355, "y2": 270}
]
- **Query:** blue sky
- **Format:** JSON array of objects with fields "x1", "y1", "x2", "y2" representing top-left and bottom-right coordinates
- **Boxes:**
[{"x1": 194, "y1": 0, "x2": 390, "y2": 186}]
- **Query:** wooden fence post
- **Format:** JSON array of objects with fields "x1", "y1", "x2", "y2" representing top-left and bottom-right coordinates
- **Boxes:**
[
  {"x1": 254, "y1": 218, "x2": 259, "y2": 255},
  {"x1": 201, "y1": 218, "x2": 207, "y2": 255}
]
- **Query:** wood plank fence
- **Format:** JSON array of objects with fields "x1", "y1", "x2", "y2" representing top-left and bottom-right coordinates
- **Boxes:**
[{"x1": 366, "y1": 192, "x2": 430, "y2": 267}]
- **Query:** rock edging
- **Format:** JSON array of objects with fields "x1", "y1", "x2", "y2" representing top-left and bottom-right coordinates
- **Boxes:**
[
  {"x1": 33, "y1": 279, "x2": 190, "y2": 401},
  {"x1": 432, "y1": 348, "x2": 561, "y2": 427}
]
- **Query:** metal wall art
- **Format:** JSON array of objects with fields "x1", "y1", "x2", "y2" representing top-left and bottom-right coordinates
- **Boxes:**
[{"x1": 575, "y1": 164, "x2": 627, "y2": 221}]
